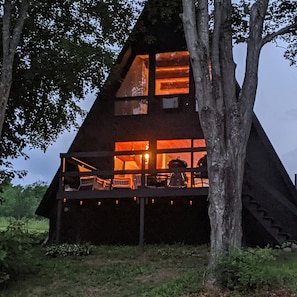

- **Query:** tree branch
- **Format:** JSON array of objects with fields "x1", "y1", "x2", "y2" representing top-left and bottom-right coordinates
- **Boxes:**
[
  {"x1": 240, "y1": 0, "x2": 268, "y2": 139},
  {"x1": 10, "y1": 0, "x2": 29, "y2": 55},
  {"x1": 2, "y1": 0, "x2": 12, "y2": 57},
  {"x1": 262, "y1": 22, "x2": 297, "y2": 47}
]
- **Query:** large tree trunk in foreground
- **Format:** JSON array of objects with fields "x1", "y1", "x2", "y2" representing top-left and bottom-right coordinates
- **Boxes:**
[
  {"x1": 0, "y1": 0, "x2": 28, "y2": 137},
  {"x1": 182, "y1": 0, "x2": 269, "y2": 287}
]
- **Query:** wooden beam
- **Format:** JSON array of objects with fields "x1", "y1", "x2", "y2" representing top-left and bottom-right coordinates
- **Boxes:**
[
  {"x1": 139, "y1": 197, "x2": 145, "y2": 247},
  {"x1": 58, "y1": 187, "x2": 209, "y2": 200},
  {"x1": 55, "y1": 198, "x2": 63, "y2": 244}
]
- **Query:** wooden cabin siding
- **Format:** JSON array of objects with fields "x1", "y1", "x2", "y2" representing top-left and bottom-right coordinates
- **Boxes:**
[
  {"x1": 36, "y1": 0, "x2": 297, "y2": 247},
  {"x1": 52, "y1": 196, "x2": 209, "y2": 245}
]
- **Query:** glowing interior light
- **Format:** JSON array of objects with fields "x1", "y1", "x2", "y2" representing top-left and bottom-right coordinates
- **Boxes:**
[
  {"x1": 116, "y1": 200, "x2": 119, "y2": 205},
  {"x1": 189, "y1": 200, "x2": 193, "y2": 206},
  {"x1": 144, "y1": 153, "x2": 149, "y2": 164},
  {"x1": 133, "y1": 196, "x2": 137, "y2": 201},
  {"x1": 151, "y1": 198, "x2": 155, "y2": 204},
  {"x1": 98, "y1": 201, "x2": 102, "y2": 206},
  {"x1": 80, "y1": 200, "x2": 83, "y2": 206},
  {"x1": 170, "y1": 200, "x2": 174, "y2": 205},
  {"x1": 63, "y1": 198, "x2": 67, "y2": 203}
]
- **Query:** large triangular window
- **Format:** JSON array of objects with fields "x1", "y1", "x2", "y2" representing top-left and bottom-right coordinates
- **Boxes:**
[{"x1": 116, "y1": 55, "x2": 149, "y2": 97}]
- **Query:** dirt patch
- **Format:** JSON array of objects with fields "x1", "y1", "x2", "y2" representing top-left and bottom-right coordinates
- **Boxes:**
[{"x1": 136, "y1": 268, "x2": 179, "y2": 284}]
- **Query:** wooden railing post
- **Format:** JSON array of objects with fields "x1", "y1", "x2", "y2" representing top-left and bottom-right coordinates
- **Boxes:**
[
  {"x1": 139, "y1": 197, "x2": 145, "y2": 247},
  {"x1": 56, "y1": 156, "x2": 66, "y2": 244},
  {"x1": 56, "y1": 197, "x2": 62, "y2": 244}
]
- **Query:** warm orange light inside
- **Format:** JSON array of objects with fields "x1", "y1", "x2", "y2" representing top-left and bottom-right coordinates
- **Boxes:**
[
  {"x1": 63, "y1": 198, "x2": 67, "y2": 203},
  {"x1": 116, "y1": 200, "x2": 119, "y2": 205},
  {"x1": 155, "y1": 51, "x2": 189, "y2": 95},
  {"x1": 151, "y1": 198, "x2": 155, "y2": 204},
  {"x1": 170, "y1": 200, "x2": 174, "y2": 205},
  {"x1": 80, "y1": 200, "x2": 83, "y2": 206},
  {"x1": 98, "y1": 201, "x2": 102, "y2": 206},
  {"x1": 189, "y1": 200, "x2": 193, "y2": 206},
  {"x1": 144, "y1": 153, "x2": 149, "y2": 164}
]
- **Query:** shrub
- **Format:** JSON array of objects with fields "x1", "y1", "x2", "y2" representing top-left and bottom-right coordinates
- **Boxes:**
[
  {"x1": 0, "y1": 220, "x2": 38, "y2": 285},
  {"x1": 216, "y1": 247, "x2": 281, "y2": 292},
  {"x1": 45, "y1": 243, "x2": 94, "y2": 257}
]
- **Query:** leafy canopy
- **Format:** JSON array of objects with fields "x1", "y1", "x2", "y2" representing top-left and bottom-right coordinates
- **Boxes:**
[{"x1": 0, "y1": 0, "x2": 143, "y2": 179}]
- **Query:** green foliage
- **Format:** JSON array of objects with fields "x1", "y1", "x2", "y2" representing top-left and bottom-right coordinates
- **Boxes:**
[
  {"x1": 0, "y1": 180, "x2": 47, "y2": 219},
  {"x1": 0, "y1": 220, "x2": 45, "y2": 286},
  {"x1": 45, "y1": 243, "x2": 93, "y2": 257},
  {"x1": 142, "y1": 270, "x2": 202, "y2": 297},
  {"x1": 0, "y1": 243, "x2": 204, "y2": 295},
  {"x1": 0, "y1": 0, "x2": 144, "y2": 179},
  {"x1": 1, "y1": 244, "x2": 297, "y2": 296},
  {"x1": 216, "y1": 247, "x2": 290, "y2": 292}
]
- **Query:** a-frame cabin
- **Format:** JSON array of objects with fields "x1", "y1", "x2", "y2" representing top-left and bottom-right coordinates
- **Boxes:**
[{"x1": 36, "y1": 0, "x2": 297, "y2": 247}]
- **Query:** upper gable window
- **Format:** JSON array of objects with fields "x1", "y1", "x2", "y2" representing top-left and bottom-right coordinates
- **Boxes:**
[
  {"x1": 155, "y1": 51, "x2": 189, "y2": 95},
  {"x1": 116, "y1": 55, "x2": 149, "y2": 97}
]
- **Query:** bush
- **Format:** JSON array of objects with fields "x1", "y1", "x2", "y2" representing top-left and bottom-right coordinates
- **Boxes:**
[
  {"x1": 45, "y1": 243, "x2": 94, "y2": 257},
  {"x1": 0, "y1": 220, "x2": 39, "y2": 285},
  {"x1": 217, "y1": 247, "x2": 281, "y2": 292}
]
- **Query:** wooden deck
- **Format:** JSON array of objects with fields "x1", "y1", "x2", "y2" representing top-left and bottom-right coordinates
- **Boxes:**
[{"x1": 58, "y1": 186, "x2": 209, "y2": 200}]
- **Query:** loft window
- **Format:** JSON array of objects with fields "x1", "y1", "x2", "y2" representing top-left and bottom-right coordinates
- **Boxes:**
[
  {"x1": 155, "y1": 51, "x2": 189, "y2": 95},
  {"x1": 116, "y1": 55, "x2": 149, "y2": 97}
]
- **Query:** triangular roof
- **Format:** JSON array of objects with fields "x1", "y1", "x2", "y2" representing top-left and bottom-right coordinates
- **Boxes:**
[{"x1": 36, "y1": 0, "x2": 297, "y2": 246}]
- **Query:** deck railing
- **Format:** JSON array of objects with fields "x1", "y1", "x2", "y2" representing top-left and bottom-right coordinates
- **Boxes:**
[{"x1": 59, "y1": 148, "x2": 209, "y2": 193}]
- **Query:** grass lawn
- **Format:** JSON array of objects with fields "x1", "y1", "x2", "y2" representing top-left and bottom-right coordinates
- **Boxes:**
[
  {"x1": 0, "y1": 217, "x2": 48, "y2": 233},
  {"x1": 1, "y1": 242, "x2": 297, "y2": 297},
  {"x1": 1, "y1": 244, "x2": 206, "y2": 297},
  {"x1": 1, "y1": 220, "x2": 297, "y2": 297}
]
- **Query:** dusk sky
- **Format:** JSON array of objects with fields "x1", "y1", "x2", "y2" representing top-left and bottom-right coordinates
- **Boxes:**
[{"x1": 11, "y1": 42, "x2": 297, "y2": 187}]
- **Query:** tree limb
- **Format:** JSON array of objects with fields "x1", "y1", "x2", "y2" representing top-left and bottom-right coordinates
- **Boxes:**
[
  {"x1": 10, "y1": 0, "x2": 29, "y2": 54},
  {"x1": 262, "y1": 22, "x2": 297, "y2": 47}
]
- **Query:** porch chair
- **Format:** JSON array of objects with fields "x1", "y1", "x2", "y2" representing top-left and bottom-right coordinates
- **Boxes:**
[
  {"x1": 194, "y1": 155, "x2": 209, "y2": 187},
  {"x1": 112, "y1": 176, "x2": 133, "y2": 189},
  {"x1": 77, "y1": 165, "x2": 111, "y2": 190}
]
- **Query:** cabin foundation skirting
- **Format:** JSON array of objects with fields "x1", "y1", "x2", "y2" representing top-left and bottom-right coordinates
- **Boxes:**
[{"x1": 54, "y1": 195, "x2": 210, "y2": 245}]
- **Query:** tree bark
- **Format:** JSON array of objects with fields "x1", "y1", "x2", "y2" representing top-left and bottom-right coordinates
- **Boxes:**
[
  {"x1": 0, "y1": 0, "x2": 28, "y2": 137},
  {"x1": 182, "y1": 0, "x2": 269, "y2": 288}
]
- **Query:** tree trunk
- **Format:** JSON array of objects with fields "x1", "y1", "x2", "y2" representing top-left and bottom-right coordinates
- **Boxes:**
[
  {"x1": 205, "y1": 123, "x2": 246, "y2": 285},
  {"x1": 0, "y1": 0, "x2": 28, "y2": 137},
  {"x1": 0, "y1": 56, "x2": 14, "y2": 137},
  {"x1": 182, "y1": 0, "x2": 268, "y2": 288}
]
